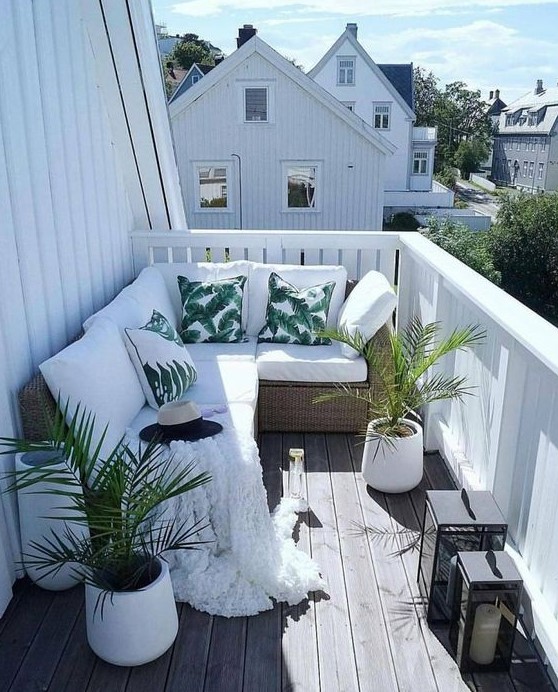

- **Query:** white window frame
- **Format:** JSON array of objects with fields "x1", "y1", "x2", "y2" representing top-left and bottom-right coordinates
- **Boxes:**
[
  {"x1": 282, "y1": 161, "x2": 320, "y2": 212},
  {"x1": 413, "y1": 151, "x2": 429, "y2": 175},
  {"x1": 244, "y1": 86, "x2": 268, "y2": 122},
  {"x1": 191, "y1": 73, "x2": 200, "y2": 84},
  {"x1": 528, "y1": 161, "x2": 534, "y2": 178},
  {"x1": 522, "y1": 160, "x2": 528, "y2": 177},
  {"x1": 337, "y1": 56, "x2": 355, "y2": 86},
  {"x1": 538, "y1": 162, "x2": 545, "y2": 180},
  {"x1": 373, "y1": 103, "x2": 391, "y2": 130},
  {"x1": 193, "y1": 162, "x2": 233, "y2": 212},
  {"x1": 342, "y1": 101, "x2": 356, "y2": 112}
]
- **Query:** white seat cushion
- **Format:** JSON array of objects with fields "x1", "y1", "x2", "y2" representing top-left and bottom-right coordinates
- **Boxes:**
[
  {"x1": 187, "y1": 337, "x2": 258, "y2": 361},
  {"x1": 186, "y1": 359, "x2": 259, "y2": 407},
  {"x1": 246, "y1": 263, "x2": 347, "y2": 337},
  {"x1": 256, "y1": 342, "x2": 367, "y2": 382},
  {"x1": 83, "y1": 266, "x2": 176, "y2": 332}
]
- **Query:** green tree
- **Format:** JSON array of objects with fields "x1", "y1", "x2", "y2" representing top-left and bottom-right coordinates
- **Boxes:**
[
  {"x1": 453, "y1": 140, "x2": 489, "y2": 179},
  {"x1": 422, "y1": 218, "x2": 501, "y2": 284},
  {"x1": 170, "y1": 34, "x2": 215, "y2": 70},
  {"x1": 413, "y1": 66, "x2": 440, "y2": 127},
  {"x1": 490, "y1": 193, "x2": 558, "y2": 323}
]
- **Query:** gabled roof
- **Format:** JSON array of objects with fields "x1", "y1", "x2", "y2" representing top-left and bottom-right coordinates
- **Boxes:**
[
  {"x1": 377, "y1": 64, "x2": 414, "y2": 111},
  {"x1": 169, "y1": 36, "x2": 396, "y2": 156},
  {"x1": 307, "y1": 27, "x2": 416, "y2": 120},
  {"x1": 168, "y1": 63, "x2": 215, "y2": 104},
  {"x1": 487, "y1": 97, "x2": 507, "y2": 116}
]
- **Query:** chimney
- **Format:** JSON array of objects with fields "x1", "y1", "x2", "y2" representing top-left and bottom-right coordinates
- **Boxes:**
[
  {"x1": 489, "y1": 90, "x2": 494, "y2": 100},
  {"x1": 535, "y1": 79, "x2": 544, "y2": 94},
  {"x1": 237, "y1": 24, "x2": 257, "y2": 48},
  {"x1": 214, "y1": 54, "x2": 224, "y2": 65},
  {"x1": 346, "y1": 23, "x2": 358, "y2": 39},
  {"x1": 495, "y1": 88, "x2": 500, "y2": 99}
]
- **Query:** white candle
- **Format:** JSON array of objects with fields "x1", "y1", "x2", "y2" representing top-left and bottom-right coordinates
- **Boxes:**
[
  {"x1": 446, "y1": 555, "x2": 458, "y2": 606},
  {"x1": 469, "y1": 603, "x2": 501, "y2": 665}
]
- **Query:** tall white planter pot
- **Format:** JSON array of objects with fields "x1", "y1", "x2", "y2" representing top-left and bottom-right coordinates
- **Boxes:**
[
  {"x1": 16, "y1": 451, "x2": 87, "y2": 590},
  {"x1": 85, "y1": 558, "x2": 179, "y2": 666},
  {"x1": 361, "y1": 419, "x2": 423, "y2": 493}
]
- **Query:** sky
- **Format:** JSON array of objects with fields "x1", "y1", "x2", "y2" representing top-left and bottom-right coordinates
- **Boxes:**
[{"x1": 150, "y1": 0, "x2": 558, "y2": 105}]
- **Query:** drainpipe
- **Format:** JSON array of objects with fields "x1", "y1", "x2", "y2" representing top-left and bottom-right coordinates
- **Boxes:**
[{"x1": 231, "y1": 153, "x2": 243, "y2": 229}]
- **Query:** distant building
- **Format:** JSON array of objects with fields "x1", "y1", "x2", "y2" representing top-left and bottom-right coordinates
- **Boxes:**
[
  {"x1": 480, "y1": 88, "x2": 507, "y2": 175},
  {"x1": 169, "y1": 63, "x2": 215, "y2": 104},
  {"x1": 308, "y1": 23, "x2": 452, "y2": 216},
  {"x1": 169, "y1": 26, "x2": 394, "y2": 231},
  {"x1": 491, "y1": 79, "x2": 558, "y2": 192}
]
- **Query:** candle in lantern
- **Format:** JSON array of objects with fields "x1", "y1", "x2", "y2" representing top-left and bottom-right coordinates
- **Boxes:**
[{"x1": 469, "y1": 603, "x2": 501, "y2": 665}]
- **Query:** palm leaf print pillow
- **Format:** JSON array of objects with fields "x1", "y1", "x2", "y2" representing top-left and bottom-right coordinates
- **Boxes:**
[
  {"x1": 124, "y1": 310, "x2": 197, "y2": 409},
  {"x1": 178, "y1": 275, "x2": 246, "y2": 343},
  {"x1": 258, "y1": 272, "x2": 335, "y2": 345}
]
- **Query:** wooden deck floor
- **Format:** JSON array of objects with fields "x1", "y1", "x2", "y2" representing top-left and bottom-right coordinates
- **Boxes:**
[{"x1": 0, "y1": 433, "x2": 554, "y2": 692}]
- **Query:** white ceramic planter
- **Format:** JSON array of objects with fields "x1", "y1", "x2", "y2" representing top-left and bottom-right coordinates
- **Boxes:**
[
  {"x1": 361, "y1": 418, "x2": 424, "y2": 493},
  {"x1": 16, "y1": 451, "x2": 87, "y2": 590},
  {"x1": 85, "y1": 558, "x2": 179, "y2": 666}
]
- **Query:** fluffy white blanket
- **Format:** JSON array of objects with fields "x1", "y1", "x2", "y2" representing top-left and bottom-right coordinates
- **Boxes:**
[{"x1": 128, "y1": 413, "x2": 324, "y2": 617}]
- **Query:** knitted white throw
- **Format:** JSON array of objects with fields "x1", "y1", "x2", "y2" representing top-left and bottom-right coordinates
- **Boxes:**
[{"x1": 128, "y1": 415, "x2": 324, "y2": 617}]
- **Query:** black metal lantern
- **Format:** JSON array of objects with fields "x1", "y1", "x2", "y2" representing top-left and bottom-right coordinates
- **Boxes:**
[
  {"x1": 418, "y1": 489, "x2": 507, "y2": 622},
  {"x1": 449, "y1": 550, "x2": 522, "y2": 672}
]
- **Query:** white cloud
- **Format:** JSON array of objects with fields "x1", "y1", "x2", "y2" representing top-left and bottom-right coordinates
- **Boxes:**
[{"x1": 171, "y1": 0, "x2": 558, "y2": 18}]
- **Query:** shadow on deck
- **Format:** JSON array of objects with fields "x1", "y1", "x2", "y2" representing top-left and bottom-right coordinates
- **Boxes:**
[{"x1": 0, "y1": 433, "x2": 554, "y2": 692}]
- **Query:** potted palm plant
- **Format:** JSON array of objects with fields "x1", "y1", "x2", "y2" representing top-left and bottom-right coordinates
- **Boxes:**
[
  {"x1": 1, "y1": 402, "x2": 211, "y2": 666},
  {"x1": 317, "y1": 317, "x2": 484, "y2": 493}
]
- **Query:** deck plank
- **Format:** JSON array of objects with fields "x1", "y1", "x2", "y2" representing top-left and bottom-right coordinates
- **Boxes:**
[
  {"x1": 165, "y1": 605, "x2": 213, "y2": 692},
  {"x1": 0, "y1": 581, "x2": 55, "y2": 690},
  {"x1": 204, "y1": 616, "x2": 247, "y2": 692},
  {"x1": 280, "y1": 432, "x2": 319, "y2": 692},
  {"x1": 349, "y1": 439, "x2": 439, "y2": 692},
  {"x1": 304, "y1": 433, "x2": 359, "y2": 692},
  {"x1": 9, "y1": 584, "x2": 83, "y2": 692},
  {"x1": 325, "y1": 433, "x2": 398, "y2": 692},
  {"x1": 48, "y1": 605, "x2": 98, "y2": 692}
]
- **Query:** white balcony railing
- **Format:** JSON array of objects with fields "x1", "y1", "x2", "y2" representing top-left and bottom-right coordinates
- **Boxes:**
[
  {"x1": 412, "y1": 126, "x2": 437, "y2": 142},
  {"x1": 131, "y1": 229, "x2": 558, "y2": 670}
]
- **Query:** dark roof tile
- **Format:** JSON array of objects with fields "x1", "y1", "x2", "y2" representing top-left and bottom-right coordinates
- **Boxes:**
[{"x1": 378, "y1": 64, "x2": 414, "y2": 111}]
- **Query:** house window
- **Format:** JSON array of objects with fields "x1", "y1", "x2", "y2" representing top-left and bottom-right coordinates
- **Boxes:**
[
  {"x1": 244, "y1": 87, "x2": 268, "y2": 122},
  {"x1": 541, "y1": 139, "x2": 547, "y2": 152},
  {"x1": 285, "y1": 164, "x2": 317, "y2": 209},
  {"x1": 342, "y1": 102, "x2": 355, "y2": 111},
  {"x1": 522, "y1": 161, "x2": 528, "y2": 177},
  {"x1": 374, "y1": 103, "x2": 391, "y2": 129},
  {"x1": 516, "y1": 140, "x2": 520, "y2": 151},
  {"x1": 528, "y1": 161, "x2": 534, "y2": 178},
  {"x1": 197, "y1": 165, "x2": 228, "y2": 208},
  {"x1": 538, "y1": 163, "x2": 544, "y2": 180},
  {"x1": 413, "y1": 151, "x2": 428, "y2": 175},
  {"x1": 528, "y1": 112, "x2": 537, "y2": 126},
  {"x1": 507, "y1": 159, "x2": 511, "y2": 168},
  {"x1": 505, "y1": 114, "x2": 513, "y2": 126},
  {"x1": 337, "y1": 57, "x2": 355, "y2": 85},
  {"x1": 192, "y1": 74, "x2": 200, "y2": 84},
  {"x1": 530, "y1": 139, "x2": 536, "y2": 151}
]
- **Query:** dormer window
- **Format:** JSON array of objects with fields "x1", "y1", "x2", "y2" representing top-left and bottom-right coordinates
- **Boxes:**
[
  {"x1": 244, "y1": 87, "x2": 268, "y2": 122},
  {"x1": 337, "y1": 57, "x2": 355, "y2": 85}
]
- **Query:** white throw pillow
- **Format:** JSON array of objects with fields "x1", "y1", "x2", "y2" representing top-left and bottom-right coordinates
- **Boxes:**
[
  {"x1": 337, "y1": 271, "x2": 397, "y2": 359},
  {"x1": 124, "y1": 310, "x2": 197, "y2": 409},
  {"x1": 39, "y1": 319, "x2": 145, "y2": 455},
  {"x1": 83, "y1": 267, "x2": 176, "y2": 333}
]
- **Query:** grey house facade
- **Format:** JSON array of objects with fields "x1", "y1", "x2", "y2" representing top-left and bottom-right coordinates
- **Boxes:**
[{"x1": 492, "y1": 80, "x2": 558, "y2": 192}]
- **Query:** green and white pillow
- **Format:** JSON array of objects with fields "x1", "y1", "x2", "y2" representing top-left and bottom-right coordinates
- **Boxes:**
[
  {"x1": 178, "y1": 275, "x2": 246, "y2": 343},
  {"x1": 124, "y1": 310, "x2": 197, "y2": 409},
  {"x1": 258, "y1": 272, "x2": 335, "y2": 345}
]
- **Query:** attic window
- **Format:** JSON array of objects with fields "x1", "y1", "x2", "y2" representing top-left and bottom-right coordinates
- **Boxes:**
[
  {"x1": 374, "y1": 103, "x2": 391, "y2": 129},
  {"x1": 337, "y1": 57, "x2": 355, "y2": 85},
  {"x1": 244, "y1": 87, "x2": 268, "y2": 122}
]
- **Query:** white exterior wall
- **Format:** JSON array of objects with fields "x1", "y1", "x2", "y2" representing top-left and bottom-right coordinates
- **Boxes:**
[
  {"x1": 310, "y1": 37, "x2": 412, "y2": 192},
  {"x1": 172, "y1": 52, "x2": 386, "y2": 231},
  {"x1": 0, "y1": 0, "x2": 184, "y2": 616}
]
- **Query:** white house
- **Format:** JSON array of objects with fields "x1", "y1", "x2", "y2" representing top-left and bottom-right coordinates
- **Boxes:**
[
  {"x1": 169, "y1": 28, "x2": 395, "y2": 231},
  {"x1": 308, "y1": 24, "x2": 452, "y2": 215}
]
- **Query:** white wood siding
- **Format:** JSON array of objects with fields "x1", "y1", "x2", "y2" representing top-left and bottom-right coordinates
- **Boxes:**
[
  {"x1": 310, "y1": 37, "x2": 412, "y2": 192},
  {"x1": 172, "y1": 53, "x2": 385, "y2": 231},
  {"x1": 0, "y1": 0, "x2": 183, "y2": 614}
]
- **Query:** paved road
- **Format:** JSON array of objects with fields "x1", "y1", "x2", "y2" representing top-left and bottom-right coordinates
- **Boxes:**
[{"x1": 455, "y1": 179, "x2": 500, "y2": 221}]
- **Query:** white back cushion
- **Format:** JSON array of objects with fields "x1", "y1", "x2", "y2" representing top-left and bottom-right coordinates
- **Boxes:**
[
  {"x1": 83, "y1": 266, "x2": 176, "y2": 332},
  {"x1": 247, "y1": 263, "x2": 347, "y2": 337},
  {"x1": 337, "y1": 271, "x2": 397, "y2": 359},
  {"x1": 40, "y1": 319, "x2": 145, "y2": 455}
]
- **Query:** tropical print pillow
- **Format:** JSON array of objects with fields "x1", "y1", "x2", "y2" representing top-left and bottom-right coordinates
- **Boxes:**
[
  {"x1": 124, "y1": 310, "x2": 197, "y2": 409},
  {"x1": 258, "y1": 272, "x2": 335, "y2": 345},
  {"x1": 178, "y1": 275, "x2": 246, "y2": 343}
]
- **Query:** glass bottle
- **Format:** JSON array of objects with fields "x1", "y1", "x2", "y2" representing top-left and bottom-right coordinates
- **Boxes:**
[{"x1": 288, "y1": 448, "x2": 305, "y2": 502}]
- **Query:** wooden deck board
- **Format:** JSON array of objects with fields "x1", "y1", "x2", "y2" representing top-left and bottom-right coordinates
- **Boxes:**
[{"x1": 0, "y1": 435, "x2": 554, "y2": 692}]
